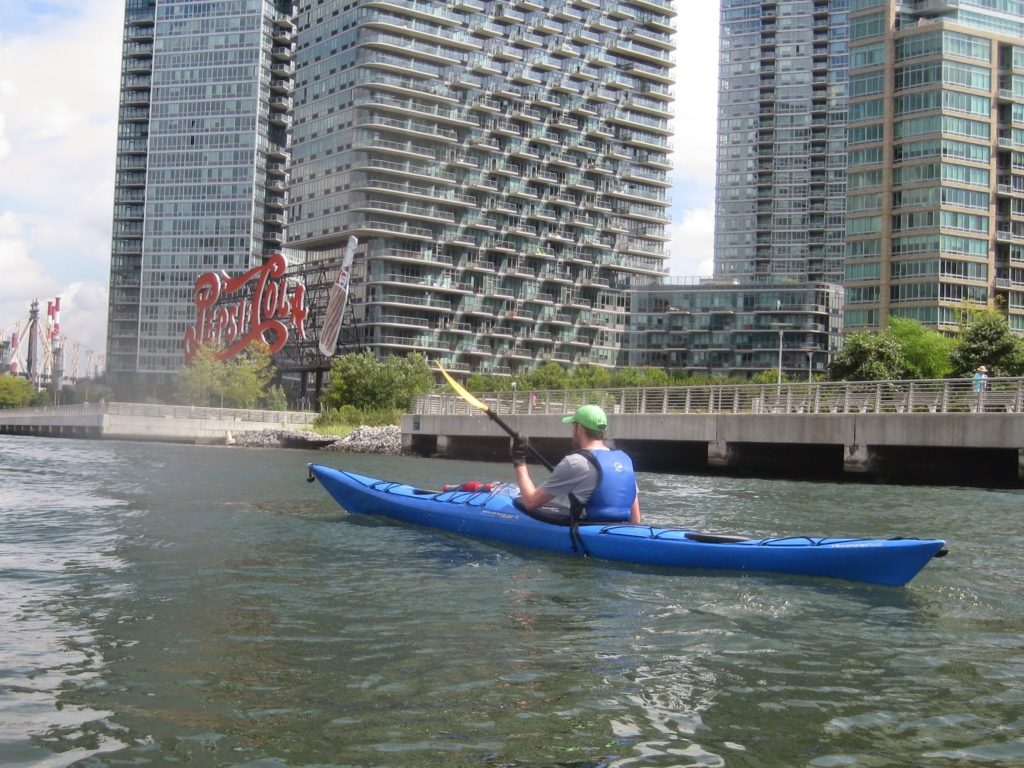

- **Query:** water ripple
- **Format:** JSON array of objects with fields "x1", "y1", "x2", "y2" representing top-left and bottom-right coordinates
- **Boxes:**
[{"x1": 1, "y1": 440, "x2": 1023, "y2": 766}]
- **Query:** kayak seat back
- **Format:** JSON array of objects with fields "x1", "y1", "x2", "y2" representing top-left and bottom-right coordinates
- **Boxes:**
[
  {"x1": 512, "y1": 498, "x2": 606, "y2": 527},
  {"x1": 684, "y1": 531, "x2": 752, "y2": 544}
]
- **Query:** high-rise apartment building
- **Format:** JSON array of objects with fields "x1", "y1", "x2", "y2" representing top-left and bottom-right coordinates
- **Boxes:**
[
  {"x1": 106, "y1": 0, "x2": 296, "y2": 393},
  {"x1": 641, "y1": 0, "x2": 848, "y2": 380},
  {"x1": 106, "y1": 0, "x2": 675, "y2": 388},
  {"x1": 288, "y1": 0, "x2": 675, "y2": 374},
  {"x1": 845, "y1": 0, "x2": 1024, "y2": 333},
  {"x1": 715, "y1": 0, "x2": 849, "y2": 284}
]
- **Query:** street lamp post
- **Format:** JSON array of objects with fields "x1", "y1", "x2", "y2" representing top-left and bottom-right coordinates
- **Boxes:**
[
  {"x1": 807, "y1": 351, "x2": 814, "y2": 382},
  {"x1": 776, "y1": 329, "x2": 784, "y2": 392},
  {"x1": 769, "y1": 322, "x2": 793, "y2": 394}
]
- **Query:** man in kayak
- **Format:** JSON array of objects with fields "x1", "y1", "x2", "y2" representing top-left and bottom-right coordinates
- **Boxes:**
[{"x1": 512, "y1": 404, "x2": 641, "y2": 524}]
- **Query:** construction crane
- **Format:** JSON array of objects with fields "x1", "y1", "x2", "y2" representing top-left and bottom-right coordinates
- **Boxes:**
[{"x1": 1, "y1": 297, "x2": 101, "y2": 390}]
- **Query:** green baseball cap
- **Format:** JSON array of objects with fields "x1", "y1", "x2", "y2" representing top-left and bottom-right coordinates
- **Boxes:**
[{"x1": 562, "y1": 404, "x2": 608, "y2": 432}]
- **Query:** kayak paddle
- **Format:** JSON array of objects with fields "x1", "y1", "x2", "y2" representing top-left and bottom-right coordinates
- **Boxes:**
[{"x1": 436, "y1": 362, "x2": 554, "y2": 470}]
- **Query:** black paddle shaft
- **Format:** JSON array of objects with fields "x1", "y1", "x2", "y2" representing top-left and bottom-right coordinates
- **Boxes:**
[{"x1": 485, "y1": 410, "x2": 555, "y2": 471}]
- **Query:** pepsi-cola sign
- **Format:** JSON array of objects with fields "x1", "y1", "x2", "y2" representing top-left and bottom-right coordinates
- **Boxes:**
[{"x1": 183, "y1": 253, "x2": 307, "y2": 363}]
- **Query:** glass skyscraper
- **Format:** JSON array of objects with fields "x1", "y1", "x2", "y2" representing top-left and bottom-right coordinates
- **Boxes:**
[
  {"x1": 629, "y1": 0, "x2": 848, "y2": 380},
  {"x1": 106, "y1": 0, "x2": 295, "y2": 393},
  {"x1": 845, "y1": 0, "x2": 1024, "y2": 333},
  {"x1": 288, "y1": 0, "x2": 675, "y2": 374},
  {"x1": 715, "y1": 0, "x2": 850, "y2": 284}
]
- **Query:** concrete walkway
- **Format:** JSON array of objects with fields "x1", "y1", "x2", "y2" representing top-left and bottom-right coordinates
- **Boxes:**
[
  {"x1": 0, "y1": 402, "x2": 317, "y2": 444},
  {"x1": 403, "y1": 409, "x2": 1024, "y2": 485}
]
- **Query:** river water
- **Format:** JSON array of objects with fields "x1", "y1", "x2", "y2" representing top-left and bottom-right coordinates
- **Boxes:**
[{"x1": 1, "y1": 434, "x2": 1022, "y2": 767}]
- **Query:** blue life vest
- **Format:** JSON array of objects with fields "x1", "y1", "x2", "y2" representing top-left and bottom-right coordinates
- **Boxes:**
[{"x1": 575, "y1": 449, "x2": 636, "y2": 522}]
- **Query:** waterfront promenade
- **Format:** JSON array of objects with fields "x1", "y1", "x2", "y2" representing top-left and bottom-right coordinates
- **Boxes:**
[
  {"x1": 406, "y1": 377, "x2": 1024, "y2": 484},
  {"x1": 0, "y1": 401, "x2": 316, "y2": 443},
  {"x1": 3, "y1": 378, "x2": 1023, "y2": 483}
]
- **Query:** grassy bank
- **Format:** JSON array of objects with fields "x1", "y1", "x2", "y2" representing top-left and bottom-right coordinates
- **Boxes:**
[{"x1": 309, "y1": 405, "x2": 400, "y2": 438}]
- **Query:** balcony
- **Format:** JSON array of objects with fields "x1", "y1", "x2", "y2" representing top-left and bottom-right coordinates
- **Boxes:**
[
  {"x1": 525, "y1": 292, "x2": 555, "y2": 305},
  {"x1": 374, "y1": 313, "x2": 430, "y2": 330},
  {"x1": 539, "y1": 270, "x2": 574, "y2": 285},
  {"x1": 361, "y1": 114, "x2": 458, "y2": 142},
  {"x1": 502, "y1": 263, "x2": 536, "y2": 278},
  {"x1": 502, "y1": 347, "x2": 534, "y2": 360},
  {"x1": 376, "y1": 335, "x2": 450, "y2": 354},
  {"x1": 533, "y1": 20, "x2": 561, "y2": 35},
  {"x1": 371, "y1": 292, "x2": 452, "y2": 312},
  {"x1": 494, "y1": 6, "x2": 525, "y2": 23},
  {"x1": 381, "y1": 247, "x2": 454, "y2": 267}
]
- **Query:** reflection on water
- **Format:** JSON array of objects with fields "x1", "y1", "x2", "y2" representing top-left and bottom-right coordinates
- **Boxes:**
[{"x1": 0, "y1": 437, "x2": 1022, "y2": 766}]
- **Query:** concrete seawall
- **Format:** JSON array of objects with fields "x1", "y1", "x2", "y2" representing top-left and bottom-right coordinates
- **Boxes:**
[
  {"x1": 402, "y1": 411, "x2": 1024, "y2": 486},
  {"x1": 0, "y1": 402, "x2": 317, "y2": 444}
]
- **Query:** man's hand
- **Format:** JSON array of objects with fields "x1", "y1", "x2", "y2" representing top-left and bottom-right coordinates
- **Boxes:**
[{"x1": 511, "y1": 437, "x2": 528, "y2": 467}]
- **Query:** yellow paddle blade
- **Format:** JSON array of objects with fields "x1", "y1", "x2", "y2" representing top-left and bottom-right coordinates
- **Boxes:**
[{"x1": 436, "y1": 361, "x2": 490, "y2": 413}]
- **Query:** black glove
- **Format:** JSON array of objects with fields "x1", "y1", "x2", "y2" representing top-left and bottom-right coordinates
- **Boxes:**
[{"x1": 511, "y1": 437, "x2": 528, "y2": 467}]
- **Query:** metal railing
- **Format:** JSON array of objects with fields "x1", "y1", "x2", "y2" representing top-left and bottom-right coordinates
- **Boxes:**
[{"x1": 415, "y1": 378, "x2": 1024, "y2": 417}]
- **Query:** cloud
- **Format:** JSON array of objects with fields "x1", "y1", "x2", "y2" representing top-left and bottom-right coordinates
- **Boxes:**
[
  {"x1": 0, "y1": 212, "x2": 58, "y2": 366},
  {"x1": 0, "y1": 213, "x2": 56, "y2": 305},
  {"x1": 664, "y1": 3, "x2": 719, "y2": 279},
  {"x1": 0, "y1": 0, "x2": 121, "y2": 360},
  {"x1": 666, "y1": 207, "x2": 714, "y2": 278},
  {"x1": 669, "y1": 3, "x2": 720, "y2": 189},
  {"x1": 55, "y1": 281, "x2": 110, "y2": 367},
  {"x1": 0, "y1": 218, "x2": 109, "y2": 369},
  {"x1": 0, "y1": 114, "x2": 9, "y2": 162}
]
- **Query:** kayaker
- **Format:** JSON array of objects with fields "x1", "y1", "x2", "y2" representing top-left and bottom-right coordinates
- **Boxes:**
[{"x1": 512, "y1": 404, "x2": 641, "y2": 524}]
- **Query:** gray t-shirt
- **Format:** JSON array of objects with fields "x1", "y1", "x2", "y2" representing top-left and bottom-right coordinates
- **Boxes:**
[{"x1": 539, "y1": 449, "x2": 606, "y2": 504}]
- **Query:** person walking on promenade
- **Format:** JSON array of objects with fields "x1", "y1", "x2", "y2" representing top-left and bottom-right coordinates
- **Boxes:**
[
  {"x1": 511, "y1": 404, "x2": 641, "y2": 525},
  {"x1": 973, "y1": 365, "x2": 989, "y2": 394}
]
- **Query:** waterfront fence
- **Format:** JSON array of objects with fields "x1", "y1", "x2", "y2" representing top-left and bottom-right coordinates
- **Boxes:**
[{"x1": 415, "y1": 377, "x2": 1024, "y2": 417}]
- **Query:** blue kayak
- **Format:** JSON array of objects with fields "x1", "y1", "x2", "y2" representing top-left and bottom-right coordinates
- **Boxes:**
[{"x1": 307, "y1": 464, "x2": 947, "y2": 586}]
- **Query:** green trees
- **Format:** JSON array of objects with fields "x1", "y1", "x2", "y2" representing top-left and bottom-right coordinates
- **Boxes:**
[
  {"x1": 220, "y1": 345, "x2": 276, "y2": 408},
  {"x1": 829, "y1": 314, "x2": 1024, "y2": 381},
  {"x1": 608, "y1": 366, "x2": 671, "y2": 388},
  {"x1": 322, "y1": 351, "x2": 433, "y2": 413},
  {"x1": 175, "y1": 343, "x2": 283, "y2": 409},
  {"x1": 568, "y1": 365, "x2": 613, "y2": 389},
  {"x1": 828, "y1": 318, "x2": 954, "y2": 381},
  {"x1": 518, "y1": 361, "x2": 571, "y2": 391},
  {"x1": 175, "y1": 345, "x2": 225, "y2": 406},
  {"x1": 0, "y1": 375, "x2": 37, "y2": 408},
  {"x1": 887, "y1": 317, "x2": 952, "y2": 379},
  {"x1": 949, "y1": 310, "x2": 1024, "y2": 377},
  {"x1": 829, "y1": 330, "x2": 909, "y2": 381}
]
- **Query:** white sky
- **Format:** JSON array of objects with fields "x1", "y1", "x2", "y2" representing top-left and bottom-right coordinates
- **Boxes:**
[{"x1": 0, "y1": 0, "x2": 719, "y2": 363}]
